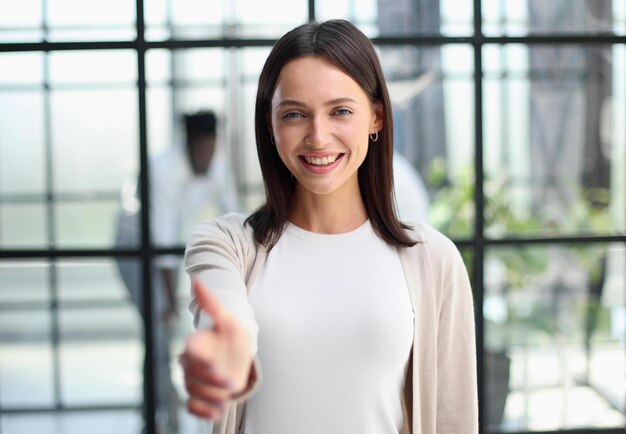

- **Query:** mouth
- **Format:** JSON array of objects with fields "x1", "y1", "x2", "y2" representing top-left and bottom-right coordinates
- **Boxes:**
[{"x1": 299, "y1": 153, "x2": 344, "y2": 167}]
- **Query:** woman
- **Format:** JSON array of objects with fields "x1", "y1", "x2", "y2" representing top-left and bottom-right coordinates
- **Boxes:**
[{"x1": 180, "y1": 19, "x2": 478, "y2": 434}]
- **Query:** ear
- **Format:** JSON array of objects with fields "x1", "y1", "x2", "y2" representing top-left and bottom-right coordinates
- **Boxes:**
[{"x1": 370, "y1": 101, "x2": 384, "y2": 134}]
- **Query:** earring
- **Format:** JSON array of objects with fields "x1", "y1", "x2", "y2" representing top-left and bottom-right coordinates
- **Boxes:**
[{"x1": 369, "y1": 131, "x2": 379, "y2": 142}]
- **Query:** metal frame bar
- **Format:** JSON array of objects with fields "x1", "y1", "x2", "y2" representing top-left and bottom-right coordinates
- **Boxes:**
[{"x1": 2, "y1": 35, "x2": 626, "y2": 54}]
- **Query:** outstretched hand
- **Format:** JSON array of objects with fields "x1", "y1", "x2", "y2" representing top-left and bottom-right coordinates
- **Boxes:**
[{"x1": 179, "y1": 278, "x2": 253, "y2": 420}]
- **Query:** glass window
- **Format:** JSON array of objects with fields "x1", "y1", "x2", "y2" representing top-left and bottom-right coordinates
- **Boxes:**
[
  {"x1": 1, "y1": 2, "x2": 625, "y2": 433},
  {"x1": 316, "y1": 0, "x2": 473, "y2": 37},
  {"x1": 1, "y1": 411, "x2": 142, "y2": 434},
  {"x1": 239, "y1": 48, "x2": 271, "y2": 211},
  {"x1": 54, "y1": 202, "x2": 119, "y2": 248},
  {"x1": 0, "y1": 52, "x2": 44, "y2": 85},
  {"x1": 0, "y1": 204, "x2": 47, "y2": 248},
  {"x1": 484, "y1": 243, "x2": 625, "y2": 431},
  {"x1": 483, "y1": 44, "x2": 626, "y2": 238},
  {"x1": 46, "y1": 0, "x2": 136, "y2": 41},
  {"x1": 379, "y1": 44, "x2": 475, "y2": 237},
  {"x1": 0, "y1": 91, "x2": 46, "y2": 195},
  {"x1": 0, "y1": 261, "x2": 49, "y2": 304},
  {"x1": 59, "y1": 306, "x2": 142, "y2": 405},
  {"x1": 144, "y1": 0, "x2": 307, "y2": 40},
  {"x1": 48, "y1": 50, "x2": 137, "y2": 85},
  {"x1": 0, "y1": 309, "x2": 55, "y2": 408},
  {"x1": 483, "y1": 0, "x2": 626, "y2": 36},
  {"x1": 58, "y1": 259, "x2": 142, "y2": 406},
  {"x1": 50, "y1": 88, "x2": 137, "y2": 194},
  {"x1": 146, "y1": 48, "x2": 240, "y2": 247},
  {"x1": 0, "y1": 0, "x2": 44, "y2": 42},
  {"x1": 57, "y1": 259, "x2": 129, "y2": 303}
]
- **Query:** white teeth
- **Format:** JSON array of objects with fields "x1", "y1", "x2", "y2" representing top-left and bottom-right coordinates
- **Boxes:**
[{"x1": 304, "y1": 154, "x2": 339, "y2": 166}]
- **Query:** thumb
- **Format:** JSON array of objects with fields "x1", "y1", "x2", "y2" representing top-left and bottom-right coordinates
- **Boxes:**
[{"x1": 193, "y1": 278, "x2": 226, "y2": 330}]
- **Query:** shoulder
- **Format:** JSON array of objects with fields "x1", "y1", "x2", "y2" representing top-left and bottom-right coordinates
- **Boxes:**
[
  {"x1": 186, "y1": 213, "x2": 254, "y2": 248},
  {"x1": 401, "y1": 223, "x2": 472, "y2": 307},
  {"x1": 184, "y1": 213, "x2": 260, "y2": 276},
  {"x1": 185, "y1": 214, "x2": 270, "y2": 290},
  {"x1": 401, "y1": 222, "x2": 467, "y2": 283},
  {"x1": 150, "y1": 146, "x2": 186, "y2": 176},
  {"x1": 404, "y1": 221, "x2": 460, "y2": 259}
]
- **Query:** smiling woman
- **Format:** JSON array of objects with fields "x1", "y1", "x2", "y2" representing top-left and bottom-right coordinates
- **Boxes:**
[
  {"x1": 179, "y1": 19, "x2": 478, "y2": 434},
  {"x1": 269, "y1": 56, "x2": 380, "y2": 225},
  {"x1": 248, "y1": 20, "x2": 416, "y2": 250}
]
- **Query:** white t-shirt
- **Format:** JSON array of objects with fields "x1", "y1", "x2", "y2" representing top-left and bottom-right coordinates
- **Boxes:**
[
  {"x1": 150, "y1": 145, "x2": 239, "y2": 248},
  {"x1": 244, "y1": 220, "x2": 414, "y2": 434}
]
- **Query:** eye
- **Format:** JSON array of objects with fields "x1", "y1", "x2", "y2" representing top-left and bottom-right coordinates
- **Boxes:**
[
  {"x1": 334, "y1": 108, "x2": 353, "y2": 116},
  {"x1": 282, "y1": 112, "x2": 304, "y2": 120}
]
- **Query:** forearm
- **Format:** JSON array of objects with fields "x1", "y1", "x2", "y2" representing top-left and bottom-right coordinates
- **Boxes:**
[{"x1": 160, "y1": 267, "x2": 178, "y2": 309}]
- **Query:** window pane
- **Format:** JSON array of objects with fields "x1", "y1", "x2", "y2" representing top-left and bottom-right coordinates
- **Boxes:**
[
  {"x1": 51, "y1": 88, "x2": 137, "y2": 194},
  {"x1": 59, "y1": 259, "x2": 142, "y2": 406},
  {"x1": 237, "y1": 0, "x2": 308, "y2": 37},
  {"x1": 484, "y1": 243, "x2": 626, "y2": 431},
  {"x1": 49, "y1": 50, "x2": 137, "y2": 85},
  {"x1": 0, "y1": 309, "x2": 55, "y2": 407},
  {"x1": 0, "y1": 0, "x2": 43, "y2": 42},
  {"x1": 171, "y1": 49, "x2": 226, "y2": 82},
  {"x1": 144, "y1": 0, "x2": 307, "y2": 40},
  {"x1": 55, "y1": 201, "x2": 118, "y2": 248},
  {"x1": 483, "y1": 44, "x2": 626, "y2": 238},
  {"x1": 239, "y1": 48, "x2": 271, "y2": 212},
  {"x1": 57, "y1": 259, "x2": 129, "y2": 303},
  {"x1": 483, "y1": 0, "x2": 626, "y2": 36},
  {"x1": 379, "y1": 44, "x2": 475, "y2": 237},
  {"x1": 316, "y1": 0, "x2": 473, "y2": 37},
  {"x1": 0, "y1": 52, "x2": 44, "y2": 85},
  {"x1": 46, "y1": 0, "x2": 136, "y2": 41},
  {"x1": 0, "y1": 261, "x2": 49, "y2": 304},
  {"x1": 1, "y1": 411, "x2": 142, "y2": 434},
  {"x1": 0, "y1": 204, "x2": 47, "y2": 248},
  {"x1": 0, "y1": 91, "x2": 46, "y2": 195}
]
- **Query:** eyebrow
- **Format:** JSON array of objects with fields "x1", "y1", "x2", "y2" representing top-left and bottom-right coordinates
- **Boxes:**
[{"x1": 275, "y1": 97, "x2": 359, "y2": 110}]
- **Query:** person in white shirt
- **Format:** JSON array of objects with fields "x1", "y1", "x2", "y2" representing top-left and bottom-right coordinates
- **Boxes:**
[
  {"x1": 393, "y1": 152, "x2": 430, "y2": 224},
  {"x1": 179, "y1": 21, "x2": 477, "y2": 434},
  {"x1": 115, "y1": 110, "x2": 239, "y2": 433}
]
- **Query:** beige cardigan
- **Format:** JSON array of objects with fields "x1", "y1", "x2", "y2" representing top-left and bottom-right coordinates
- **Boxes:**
[{"x1": 185, "y1": 213, "x2": 478, "y2": 434}]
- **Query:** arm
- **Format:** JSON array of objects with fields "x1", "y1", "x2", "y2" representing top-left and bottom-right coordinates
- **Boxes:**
[
  {"x1": 150, "y1": 157, "x2": 184, "y2": 322},
  {"x1": 181, "y1": 279, "x2": 256, "y2": 420},
  {"x1": 184, "y1": 216, "x2": 259, "y2": 355},
  {"x1": 181, "y1": 215, "x2": 261, "y2": 419},
  {"x1": 160, "y1": 267, "x2": 179, "y2": 323}
]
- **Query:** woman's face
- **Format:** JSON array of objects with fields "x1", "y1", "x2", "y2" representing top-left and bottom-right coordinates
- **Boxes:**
[{"x1": 269, "y1": 56, "x2": 382, "y2": 201}]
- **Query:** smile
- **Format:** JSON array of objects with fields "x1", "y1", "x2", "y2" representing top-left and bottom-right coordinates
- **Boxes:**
[
  {"x1": 298, "y1": 153, "x2": 345, "y2": 173},
  {"x1": 302, "y1": 154, "x2": 340, "y2": 166}
]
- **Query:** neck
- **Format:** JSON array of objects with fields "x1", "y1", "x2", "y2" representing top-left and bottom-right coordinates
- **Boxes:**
[{"x1": 288, "y1": 185, "x2": 367, "y2": 234}]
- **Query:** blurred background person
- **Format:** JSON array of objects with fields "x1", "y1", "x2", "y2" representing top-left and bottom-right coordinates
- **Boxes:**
[
  {"x1": 115, "y1": 110, "x2": 239, "y2": 433},
  {"x1": 393, "y1": 152, "x2": 430, "y2": 224}
]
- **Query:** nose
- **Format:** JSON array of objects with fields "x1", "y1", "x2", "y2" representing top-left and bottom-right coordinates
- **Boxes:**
[{"x1": 305, "y1": 115, "x2": 332, "y2": 147}]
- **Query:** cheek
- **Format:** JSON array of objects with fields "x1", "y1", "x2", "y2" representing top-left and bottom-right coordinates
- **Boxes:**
[
  {"x1": 274, "y1": 125, "x2": 302, "y2": 150},
  {"x1": 274, "y1": 143, "x2": 294, "y2": 169}
]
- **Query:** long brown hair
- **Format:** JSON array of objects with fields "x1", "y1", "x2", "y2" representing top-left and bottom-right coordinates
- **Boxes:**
[{"x1": 246, "y1": 19, "x2": 416, "y2": 249}]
